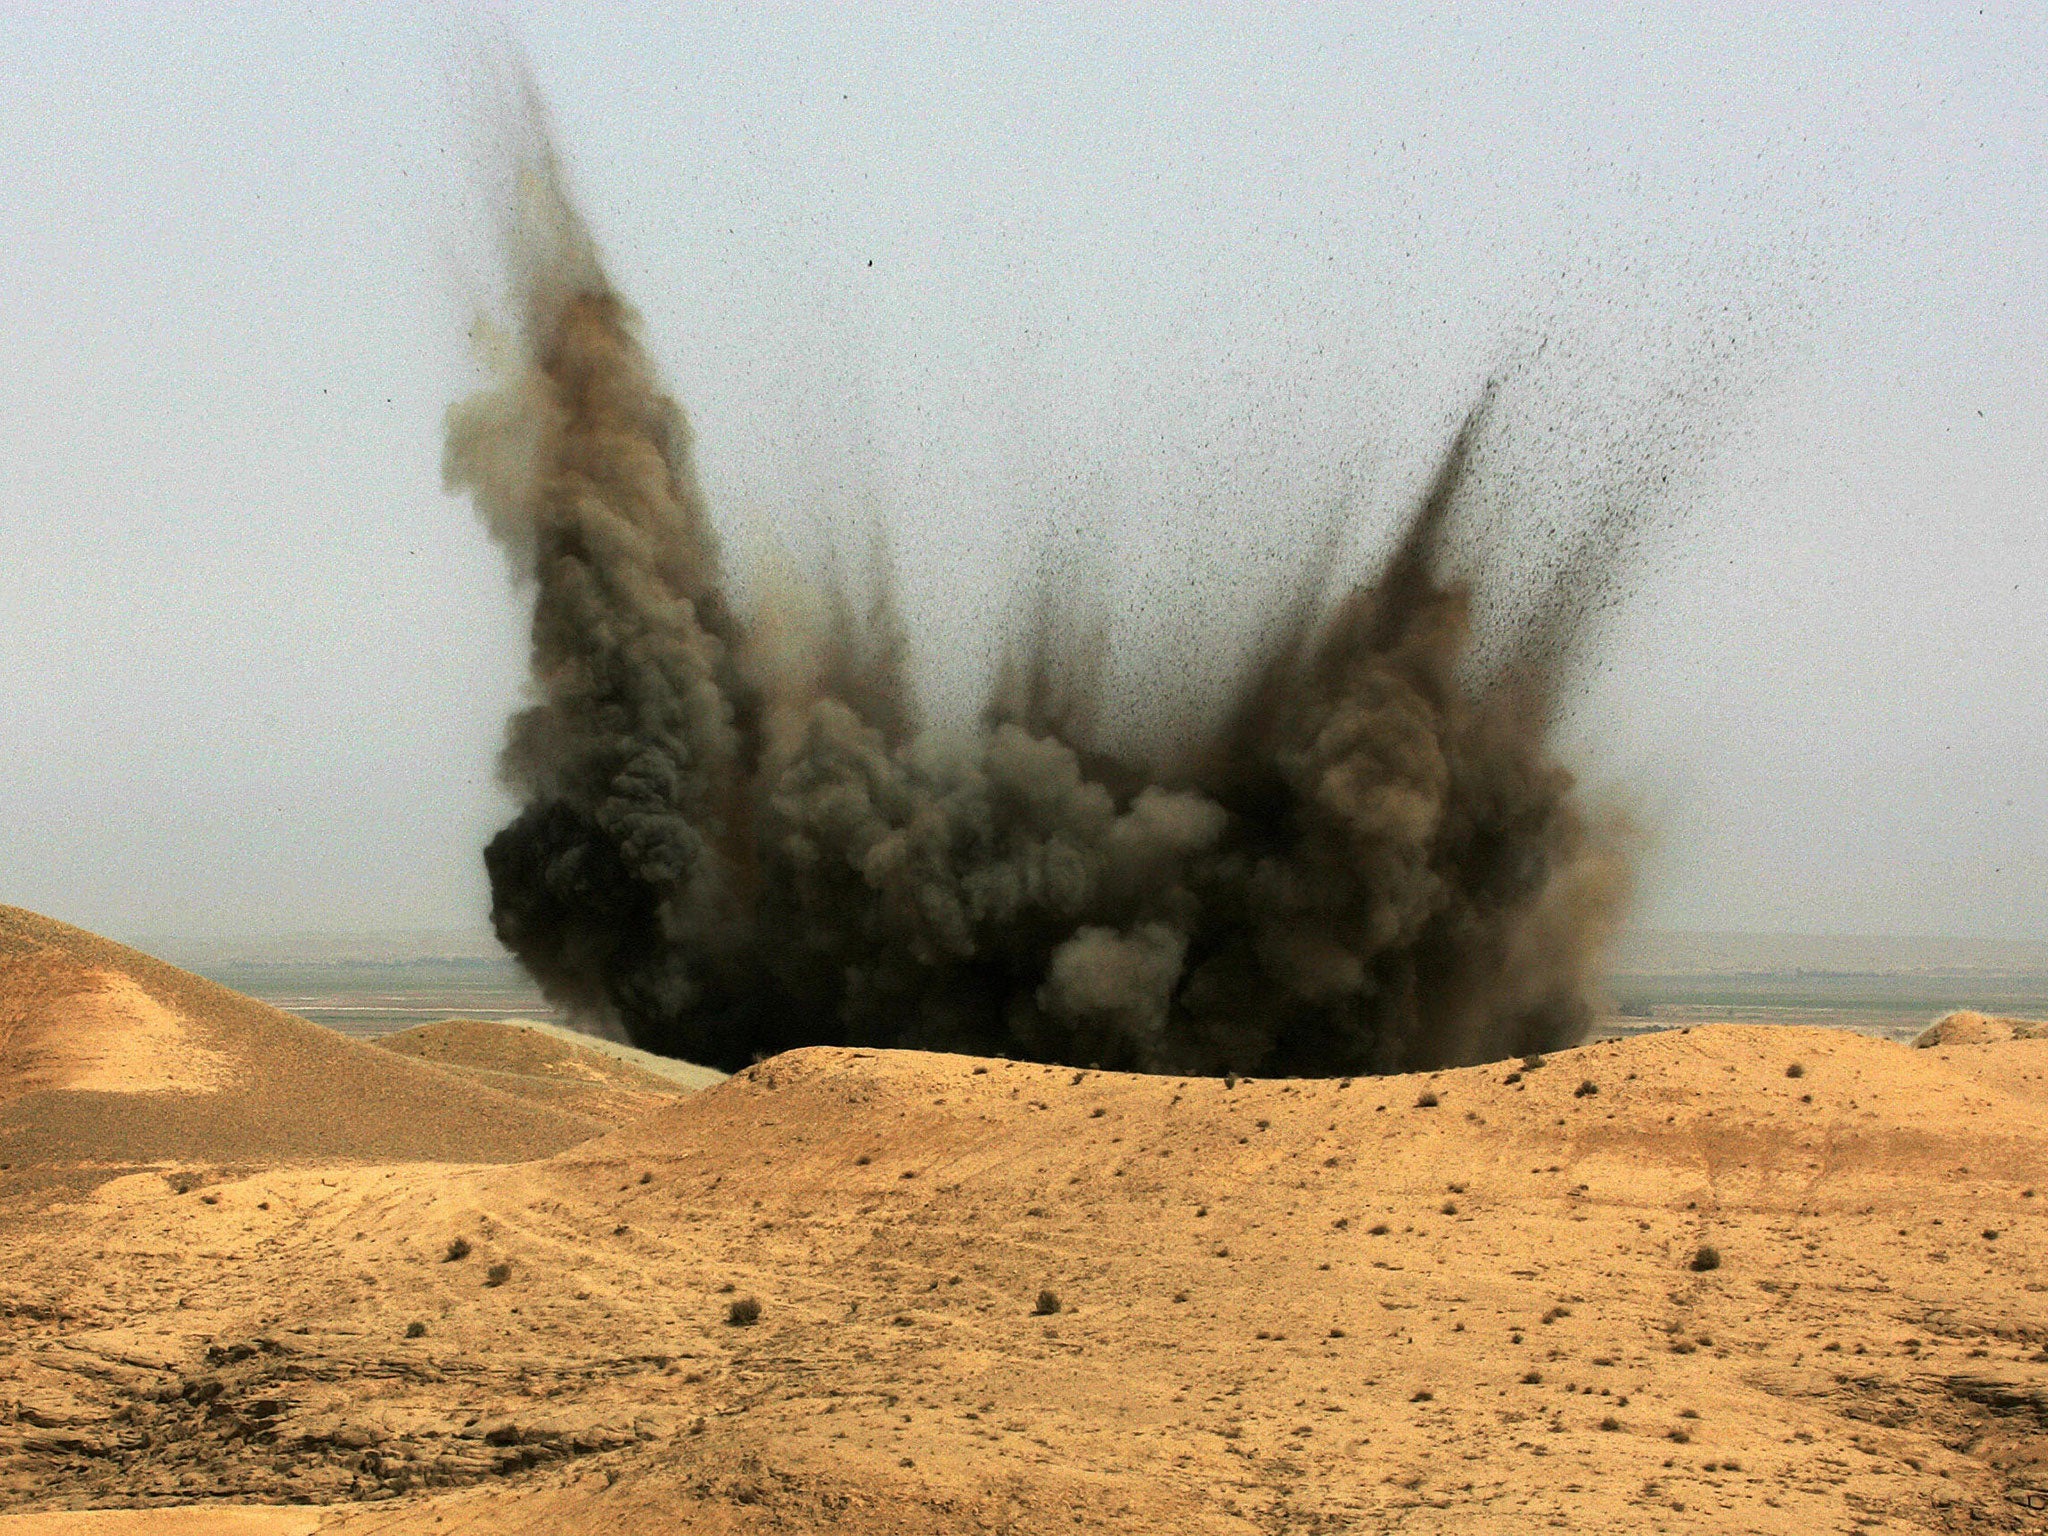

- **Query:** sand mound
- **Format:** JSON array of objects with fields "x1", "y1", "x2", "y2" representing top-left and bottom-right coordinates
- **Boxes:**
[
  {"x1": 0, "y1": 908, "x2": 608, "y2": 1193},
  {"x1": 373, "y1": 1018, "x2": 718, "y2": 1127},
  {"x1": 6, "y1": 1022, "x2": 2048, "y2": 1531},
  {"x1": 1913, "y1": 1008, "x2": 2048, "y2": 1047},
  {"x1": 0, "y1": 969, "x2": 231, "y2": 1101}
]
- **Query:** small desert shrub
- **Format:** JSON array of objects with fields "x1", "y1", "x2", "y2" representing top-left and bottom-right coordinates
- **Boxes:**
[
  {"x1": 1574, "y1": 1079, "x2": 1598, "y2": 1098},
  {"x1": 404, "y1": 1321, "x2": 427, "y2": 1339},
  {"x1": 1522, "y1": 1370, "x2": 1543, "y2": 1384},
  {"x1": 1785, "y1": 1062, "x2": 1805, "y2": 1078},
  {"x1": 1690, "y1": 1245, "x2": 1721, "y2": 1272},
  {"x1": 727, "y1": 1295, "x2": 761, "y2": 1326},
  {"x1": 485, "y1": 1261, "x2": 512, "y2": 1287},
  {"x1": 1415, "y1": 1091, "x2": 1439, "y2": 1109},
  {"x1": 1033, "y1": 1289, "x2": 1062, "y2": 1316},
  {"x1": 1599, "y1": 1415, "x2": 1621, "y2": 1431},
  {"x1": 1368, "y1": 1222, "x2": 1390, "y2": 1235},
  {"x1": 1522, "y1": 1053, "x2": 1546, "y2": 1071},
  {"x1": 443, "y1": 1237, "x2": 472, "y2": 1263},
  {"x1": 1441, "y1": 1201, "x2": 1458, "y2": 1216},
  {"x1": 1410, "y1": 1389, "x2": 1433, "y2": 1402}
]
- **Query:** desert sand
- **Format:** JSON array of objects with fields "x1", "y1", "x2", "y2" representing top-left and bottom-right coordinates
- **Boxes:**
[{"x1": 4, "y1": 906, "x2": 2048, "y2": 1533}]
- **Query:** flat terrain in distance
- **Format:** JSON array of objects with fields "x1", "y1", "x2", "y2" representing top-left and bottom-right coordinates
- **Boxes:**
[
  {"x1": 135, "y1": 934, "x2": 558, "y2": 1041},
  {"x1": 130, "y1": 929, "x2": 2048, "y2": 1048},
  {"x1": 1604, "y1": 932, "x2": 2048, "y2": 1045}
]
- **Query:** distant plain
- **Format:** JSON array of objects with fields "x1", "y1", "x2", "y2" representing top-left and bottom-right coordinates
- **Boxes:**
[{"x1": 135, "y1": 931, "x2": 2048, "y2": 1050}]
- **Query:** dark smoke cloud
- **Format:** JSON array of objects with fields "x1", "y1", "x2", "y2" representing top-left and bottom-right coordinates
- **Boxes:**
[{"x1": 447, "y1": 109, "x2": 1633, "y2": 1078}]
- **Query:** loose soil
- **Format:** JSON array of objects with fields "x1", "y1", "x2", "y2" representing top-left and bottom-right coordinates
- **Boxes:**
[{"x1": 4, "y1": 908, "x2": 2047, "y2": 1532}]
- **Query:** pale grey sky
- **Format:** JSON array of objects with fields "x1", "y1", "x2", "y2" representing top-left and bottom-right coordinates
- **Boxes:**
[{"x1": 0, "y1": 4, "x2": 2042, "y2": 942}]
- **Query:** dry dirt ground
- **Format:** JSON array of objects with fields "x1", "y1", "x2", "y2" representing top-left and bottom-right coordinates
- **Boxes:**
[{"x1": 4, "y1": 905, "x2": 2048, "y2": 1533}]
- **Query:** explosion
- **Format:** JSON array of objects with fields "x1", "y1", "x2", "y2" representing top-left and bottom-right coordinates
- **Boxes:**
[{"x1": 446, "y1": 112, "x2": 1632, "y2": 1078}]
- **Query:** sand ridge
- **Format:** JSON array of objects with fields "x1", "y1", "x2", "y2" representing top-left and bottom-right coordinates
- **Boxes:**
[
  {"x1": 371, "y1": 1018, "x2": 717, "y2": 1128},
  {"x1": 1, "y1": 968, "x2": 232, "y2": 1101},
  {"x1": 1917, "y1": 1010, "x2": 2048, "y2": 1047},
  {"x1": 5, "y1": 978, "x2": 2048, "y2": 1531},
  {"x1": 0, "y1": 908, "x2": 618, "y2": 1196}
]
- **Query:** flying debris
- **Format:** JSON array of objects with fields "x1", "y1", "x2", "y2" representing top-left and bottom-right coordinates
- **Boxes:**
[{"x1": 446, "y1": 101, "x2": 1632, "y2": 1077}]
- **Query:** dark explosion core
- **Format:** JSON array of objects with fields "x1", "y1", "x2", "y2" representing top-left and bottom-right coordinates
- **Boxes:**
[{"x1": 447, "y1": 127, "x2": 1632, "y2": 1078}]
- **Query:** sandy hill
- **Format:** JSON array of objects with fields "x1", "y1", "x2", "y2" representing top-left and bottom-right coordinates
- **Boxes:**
[
  {"x1": 372, "y1": 1018, "x2": 718, "y2": 1126},
  {"x1": 4, "y1": 1018, "x2": 2048, "y2": 1532},
  {"x1": 1915, "y1": 1008, "x2": 2048, "y2": 1047},
  {"x1": 0, "y1": 908, "x2": 608, "y2": 1193}
]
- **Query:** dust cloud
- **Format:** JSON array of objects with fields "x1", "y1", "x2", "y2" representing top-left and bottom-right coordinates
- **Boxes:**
[{"x1": 446, "y1": 100, "x2": 1634, "y2": 1078}]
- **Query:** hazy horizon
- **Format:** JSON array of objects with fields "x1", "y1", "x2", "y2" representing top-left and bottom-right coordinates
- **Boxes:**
[
  {"x1": 113, "y1": 921, "x2": 2048, "y2": 977},
  {"x1": 2, "y1": 6, "x2": 2042, "y2": 945}
]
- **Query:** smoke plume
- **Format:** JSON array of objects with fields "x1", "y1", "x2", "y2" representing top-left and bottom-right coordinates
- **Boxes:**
[{"x1": 447, "y1": 117, "x2": 1633, "y2": 1078}]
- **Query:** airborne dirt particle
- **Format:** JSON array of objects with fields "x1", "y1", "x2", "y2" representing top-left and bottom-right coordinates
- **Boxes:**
[{"x1": 447, "y1": 91, "x2": 1639, "y2": 1080}]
